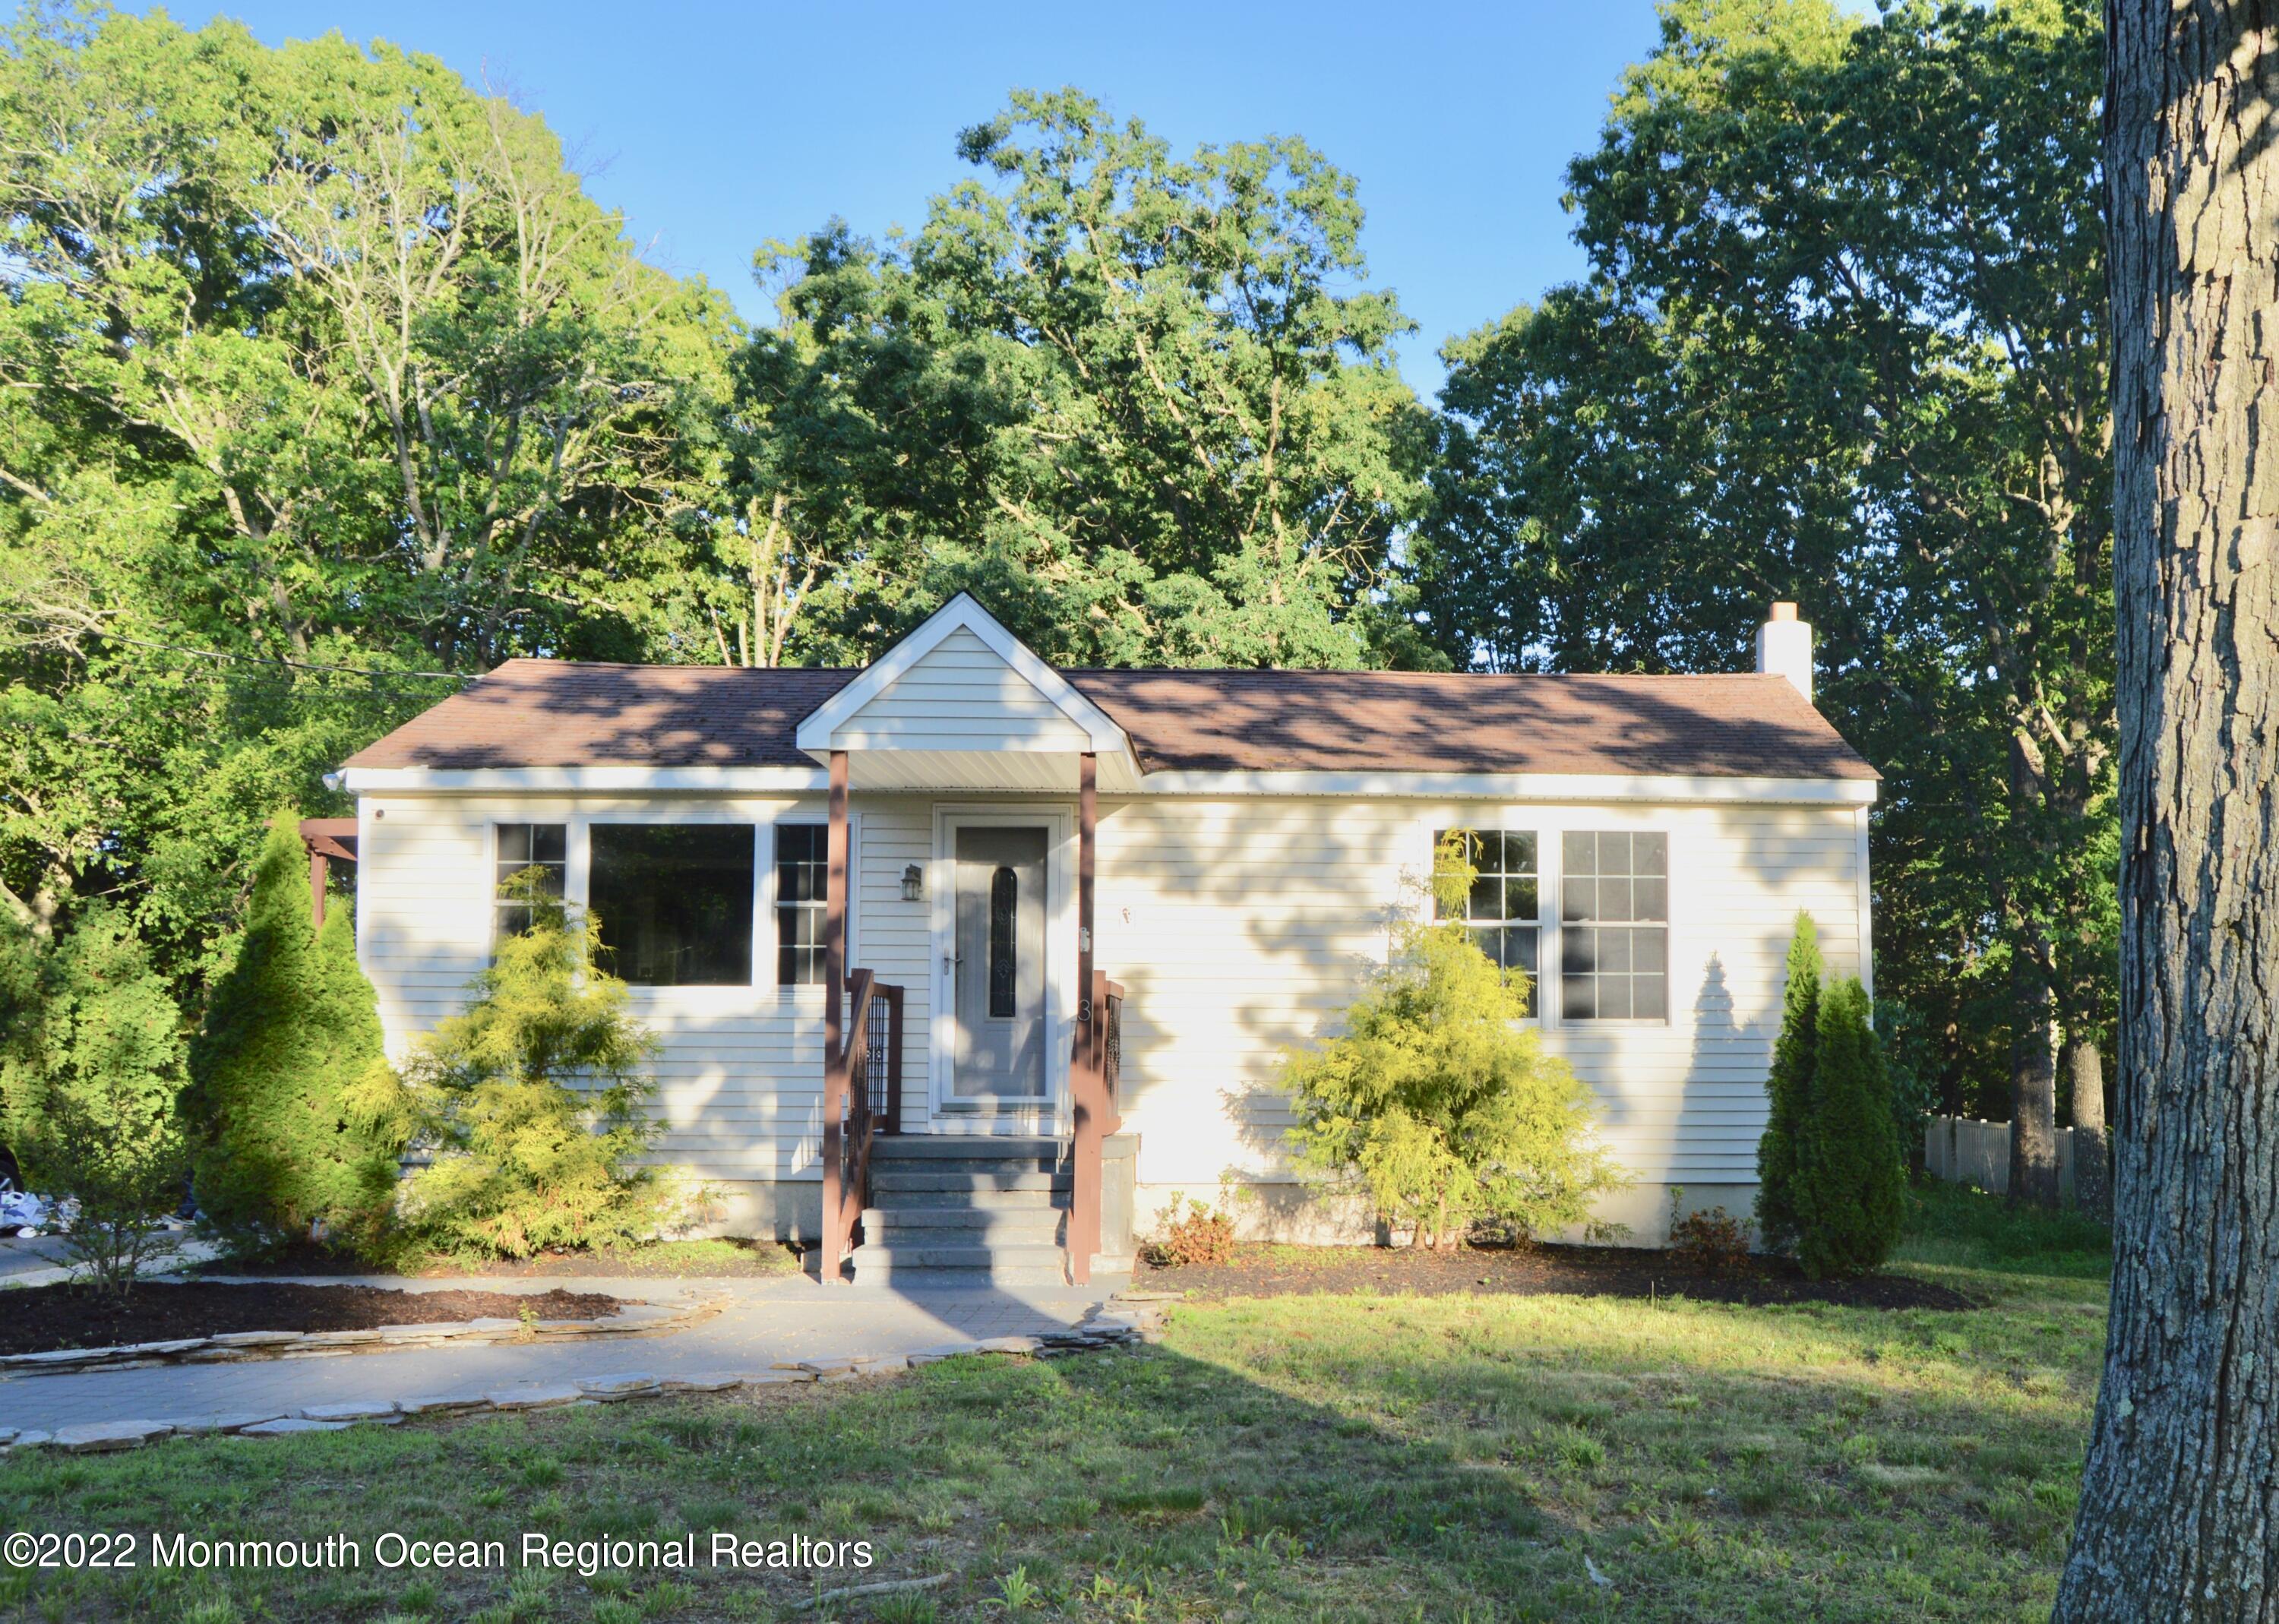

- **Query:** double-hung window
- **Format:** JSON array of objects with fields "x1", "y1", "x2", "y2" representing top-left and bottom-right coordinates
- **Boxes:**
[
  {"x1": 1433, "y1": 829, "x2": 1541, "y2": 1016},
  {"x1": 493, "y1": 823, "x2": 566, "y2": 943},
  {"x1": 774, "y1": 824, "x2": 828, "y2": 987},
  {"x1": 1560, "y1": 831, "x2": 1669, "y2": 1021},
  {"x1": 588, "y1": 824, "x2": 755, "y2": 986}
]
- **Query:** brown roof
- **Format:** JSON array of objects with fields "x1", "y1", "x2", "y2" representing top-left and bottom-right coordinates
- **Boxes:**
[{"x1": 343, "y1": 659, "x2": 1876, "y2": 781}]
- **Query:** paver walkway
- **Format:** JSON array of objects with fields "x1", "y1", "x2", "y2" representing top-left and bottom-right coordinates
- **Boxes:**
[{"x1": 0, "y1": 1272, "x2": 1128, "y2": 1433}]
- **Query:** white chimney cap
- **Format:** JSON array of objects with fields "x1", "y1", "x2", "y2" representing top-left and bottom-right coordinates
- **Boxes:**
[{"x1": 1756, "y1": 604, "x2": 1813, "y2": 703}]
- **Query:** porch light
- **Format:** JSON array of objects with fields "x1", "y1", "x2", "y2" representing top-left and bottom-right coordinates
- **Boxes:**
[{"x1": 900, "y1": 864, "x2": 925, "y2": 902}]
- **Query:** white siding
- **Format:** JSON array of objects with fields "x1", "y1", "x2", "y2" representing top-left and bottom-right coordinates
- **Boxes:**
[
  {"x1": 356, "y1": 789, "x2": 1867, "y2": 1207},
  {"x1": 829, "y1": 627, "x2": 1093, "y2": 752},
  {"x1": 1095, "y1": 797, "x2": 1866, "y2": 1190}
]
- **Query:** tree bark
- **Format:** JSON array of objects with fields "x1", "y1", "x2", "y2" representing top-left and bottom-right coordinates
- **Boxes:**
[
  {"x1": 2064, "y1": 1037, "x2": 2110, "y2": 1222},
  {"x1": 2057, "y1": 1, "x2": 2279, "y2": 1614},
  {"x1": 2007, "y1": 953, "x2": 2061, "y2": 1208}
]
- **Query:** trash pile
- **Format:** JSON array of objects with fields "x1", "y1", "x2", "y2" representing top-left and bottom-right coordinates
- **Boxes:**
[{"x1": 0, "y1": 1183, "x2": 75, "y2": 1237}]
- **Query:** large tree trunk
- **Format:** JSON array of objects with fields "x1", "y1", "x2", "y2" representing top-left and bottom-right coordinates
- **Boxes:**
[
  {"x1": 2006, "y1": 952, "x2": 2061, "y2": 1207},
  {"x1": 2056, "y1": 2, "x2": 2279, "y2": 1614}
]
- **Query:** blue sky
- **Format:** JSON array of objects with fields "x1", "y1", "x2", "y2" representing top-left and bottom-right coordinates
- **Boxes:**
[{"x1": 149, "y1": 1, "x2": 1667, "y2": 397}]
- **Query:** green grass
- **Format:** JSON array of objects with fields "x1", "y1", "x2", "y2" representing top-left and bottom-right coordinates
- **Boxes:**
[
  {"x1": 1892, "y1": 1179, "x2": 2112, "y2": 1281},
  {"x1": 0, "y1": 1197, "x2": 2107, "y2": 1622}
]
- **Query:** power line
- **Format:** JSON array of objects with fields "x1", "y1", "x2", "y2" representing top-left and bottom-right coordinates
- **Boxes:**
[{"x1": 13, "y1": 623, "x2": 475, "y2": 683}]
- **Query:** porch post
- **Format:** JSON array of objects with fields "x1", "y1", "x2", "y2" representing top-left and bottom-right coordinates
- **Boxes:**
[
  {"x1": 308, "y1": 846, "x2": 330, "y2": 929},
  {"x1": 1072, "y1": 750, "x2": 1100, "y2": 1284},
  {"x1": 820, "y1": 748, "x2": 849, "y2": 1283}
]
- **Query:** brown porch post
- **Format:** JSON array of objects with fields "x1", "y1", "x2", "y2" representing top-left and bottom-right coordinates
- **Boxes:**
[
  {"x1": 820, "y1": 749, "x2": 850, "y2": 1284},
  {"x1": 1072, "y1": 750, "x2": 1100, "y2": 1284},
  {"x1": 308, "y1": 847, "x2": 330, "y2": 928}
]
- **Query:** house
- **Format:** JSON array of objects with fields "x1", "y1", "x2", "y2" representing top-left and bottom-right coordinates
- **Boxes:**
[{"x1": 328, "y1": 595, "x2": 1877, "y2": 1284}]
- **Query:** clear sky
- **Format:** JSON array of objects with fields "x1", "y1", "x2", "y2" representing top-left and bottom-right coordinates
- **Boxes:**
[{"x1": 144, "y1": 1, "x2": 1667, "y2": 397}]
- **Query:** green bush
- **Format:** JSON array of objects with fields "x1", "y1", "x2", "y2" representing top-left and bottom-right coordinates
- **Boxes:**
[
  {"x1": 1793, "y1": 976, "x2": 1904, "y2": 1278},
  {"x1": 188, "y1": 814, "x2": 403, "y2": 1252},
  {"x1": 1279, "y1": 833, "x2": 1626, "y2": 1247},
  {"x1": 0, "y1": 906, "x2": 188, "y2": 1298},
  {"x1": 394, "y1": 877, "x2": 671, "y2": 1259},
  {"x1": 1754, "y1": 913, "x2": 1822, "y2": 1252}
]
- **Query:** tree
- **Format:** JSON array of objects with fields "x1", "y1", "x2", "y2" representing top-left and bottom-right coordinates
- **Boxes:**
[
  {"x1": 0, "y1": 5, "x2": 740, "y2": 1011},
  {"x1": 1279, "y1": 833, "x2": 1626, "y2": 1246},
  {"x1": 186, "y1": 817, "x2": 401, "y2": 1250},
  {"x1": 1409, "y1": 0, "x2": 2111, "y2": 1201},
  {"x1": 2056, "y1": 0, "x2": 2279, "y2": 1610},
  {"x1": 396, "y1": 877, "x2": 668, "y2": 1259},
  {"x1": 738, "y1": 88, "x2": 1433, "y2": 669},
  {"x1": 0, "y1": 906, "x2": 187, "y2": 1297},
  {"x1": 1755, "y1": 913, "x2": 1822, "y2": 1251},
  {"x1": 1792, "y1": 977, "x2": 1902, "y2": 1278}
]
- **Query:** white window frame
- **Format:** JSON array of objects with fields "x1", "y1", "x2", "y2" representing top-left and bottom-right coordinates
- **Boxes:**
[
  {"x1": 1552, "y1": 823, "x2": 1675, "y2": 1029},
  {"x1": 764, "y1": 814, "x2": 860, "y2": 996},
  {"x1": 1424, "y1": 820, "x2": 1546, "y2": 1023},
  {"x1": 487, "y1": 818, "x2": 567, "y2": 953}
]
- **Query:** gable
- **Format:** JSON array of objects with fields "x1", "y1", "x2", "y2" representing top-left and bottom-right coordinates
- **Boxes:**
[{"x1": 830, "y1": 626, "x2": 1097, "y2": 751}]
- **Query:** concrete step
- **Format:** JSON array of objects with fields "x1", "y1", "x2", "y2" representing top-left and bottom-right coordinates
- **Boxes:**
[
  {"x1": 849, "y1": 1241, "x2": 1071, "y2": 1285},
  {"x1": 867, "y1": 1185, "x2": 1073, "y2": 1211},
  {"x1": 871, "y1": 1167, "x2": 1071, "y2": 1195},
  {"x1": 870, "y1": 1136, "x2": 1067, "y2": 1164},
  {"x1": 861, "y1": 1206, "x2": 1067, "y2": 1241}
]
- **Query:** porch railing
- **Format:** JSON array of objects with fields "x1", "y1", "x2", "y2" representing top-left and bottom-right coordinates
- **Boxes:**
[
  {"x1": 820, "y1": 968, "x2": 902, "y2": 1282},
  {"x1": 1068, "y1": 971, "x2": 1126, "y2": 1285}
]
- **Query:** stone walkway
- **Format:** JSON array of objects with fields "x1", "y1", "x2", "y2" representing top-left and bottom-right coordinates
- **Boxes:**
[{"x1": 0, "y1": 1272, "x2": 1130, "y2": 1435}]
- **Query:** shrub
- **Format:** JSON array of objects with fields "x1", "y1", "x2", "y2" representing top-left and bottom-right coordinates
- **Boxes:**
[
  {"x1": 1754, "y1": 913, "x2": 1822, "y2": 1253},
  {"x1": 1667, "y1": 1193, "x2": 1752, "y2": 1279},
  {"x1": 1142, "y1": 1190, "x2": 1236, "y2": 1267},
  {"x1": 188, "y1": 814, "x2": 403, "y2": 1252},
  {"x1": 0, "y1": 906, "x2": 188, "y2": 1299},
  {"x1": 1280, "y1": 833, "x2": 1626, "y2": 1248},
  {"x1": 1794, "y1": 976, "x2": 1904, "y2": 1278},
  {"x1": 394, "y1": 876, "x2": 669, "y2": 1259}
]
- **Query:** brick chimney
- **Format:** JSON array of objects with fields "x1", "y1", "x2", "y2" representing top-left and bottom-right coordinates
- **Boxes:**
[{"x1": 1756, "y1": 602, "x2": 1813, "y2": 703}]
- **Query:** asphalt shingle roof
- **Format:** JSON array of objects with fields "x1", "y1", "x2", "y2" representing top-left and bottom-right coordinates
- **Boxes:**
[{"x1": 343, "y1": 659, "x2": 1877, "y2": 781}]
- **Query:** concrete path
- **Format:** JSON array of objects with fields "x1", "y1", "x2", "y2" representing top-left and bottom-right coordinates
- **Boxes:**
[{"x1": 0, "y1": 1272, "x2": 1130, "y2": 1434}]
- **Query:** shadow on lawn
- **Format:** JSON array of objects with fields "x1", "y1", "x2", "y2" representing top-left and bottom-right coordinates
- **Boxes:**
[{"x1": 0, "y1": 1287, "x2": 2096, "y2": 1623}]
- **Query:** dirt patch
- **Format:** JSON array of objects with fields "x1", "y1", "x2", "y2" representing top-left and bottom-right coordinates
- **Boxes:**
[
  {"x1": 200, "y1": 1239, "x2": 798, "y2": 1280},
  {"x1": 1140, "y1": 1243, "x2": 1978, "y2": 1310},
  {"x1": 0, "y1": 1282, "x2": 622, "y2": 1356}
]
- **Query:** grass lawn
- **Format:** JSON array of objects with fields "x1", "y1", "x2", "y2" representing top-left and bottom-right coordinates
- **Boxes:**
[{"x1": 0, "y1": 1185, "x2": 2108, "y2": 1622}]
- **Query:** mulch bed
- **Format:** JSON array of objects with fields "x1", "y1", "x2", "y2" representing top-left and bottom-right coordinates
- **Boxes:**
[
  {"x1": 199, "y1": 1240, "x2": 798, "y2": 1280},
  {"x1": 1140, "y1": 1243, "x2": 1978, "y2": 1310},
  {"x1": 0, "y1": 1283, "x2": 623, "y2": 1357}
]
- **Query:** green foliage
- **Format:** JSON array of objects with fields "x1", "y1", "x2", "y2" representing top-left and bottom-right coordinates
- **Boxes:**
[
  {"x1": 0, "y1": 905, "x2": 187, "y2": 1297},
  {"x1": 1793, "y1": 978, "x2": 1904, "y2": 1278},
  {"x1": 1142, "y1": 1191, "x2": 1238, "y2": 1268},
  {"x1": 396, "y1": 878, "x2": 669, "y2": 1259},
  {"x1": 1895, "y1": 1177, "x2": 2110, "y2": 1279},
  {"x1": 0, "y1": 3, "x2": 738, "y2": 1004},
  {"x1": 1279, "y1": 834, "x2": 1625, "y2": 1246},
  {"x1": 1874, "y1": 997, "x2": 1939, "y2": 1171},
  {"x1": 1408, "y1": 0, "x2": 2113, "y2": 1120},
  {"x1": 741, "y1": 87, "x2": 1433, "y2": 670},
  {"x1": 187, "y1": 817, "x2": 403, "y2": 1252},
  {"x1": 1755, "y1": 915, "x2": 1822, "y2": 1251}
]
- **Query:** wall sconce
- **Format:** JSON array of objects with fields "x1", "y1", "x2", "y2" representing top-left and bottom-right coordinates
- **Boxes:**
[{"x1": 900, "y1": 864, "x2": 925, "y2": 902}]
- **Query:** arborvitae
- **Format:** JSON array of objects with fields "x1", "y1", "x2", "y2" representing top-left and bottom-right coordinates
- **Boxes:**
[
  {"x1": 1754, "y1": 913, "x2": 1822, "y2": 1251},
  {"x1": 1794, "y1": 975, "x2": 1904, "y2": 1279},
  {"x1": 188, "y1": 816, "x2": 401, "y2": 1250}
]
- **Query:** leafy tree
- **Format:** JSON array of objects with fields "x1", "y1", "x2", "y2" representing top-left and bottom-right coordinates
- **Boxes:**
[
  {"x1": 1793, "y1": 977, "x2": 1903, "y2": 1278},
  {"x1": 1755, "y1": 913, "x2": 1822, "y2": 1252},
  {"x1": 1279, "y1": 834, "x2": 1625, "y2": 1246},
  {"x1": 1408, "y1": 0, "x2": 2111, "y2": 1203},
  {"x1": 187, "y1": 817, "x2": 402, "y2": 1250},
  {"x1": 0, "y1": 906, "x2": 187, "y2": 1297},
  {"x1": 0, "y1": 4, "x2": 739, "y2": 1002},
  {"x1": 738, "y1": 87, "x2": 1434, "y2": 669},
  {"x1": 396, "y1": 877, "x2": 669, "y2": 1259}
]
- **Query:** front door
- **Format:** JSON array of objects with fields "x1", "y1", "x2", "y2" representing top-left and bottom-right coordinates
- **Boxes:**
[{"x1": 950, "y1": 826, "x2": 1048, "y2": 1101}]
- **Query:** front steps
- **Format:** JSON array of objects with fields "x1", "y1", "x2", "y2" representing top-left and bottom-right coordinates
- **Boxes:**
[{"x1": 850, "y1": 1136, "x2": 1117, "y2": 1288}]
